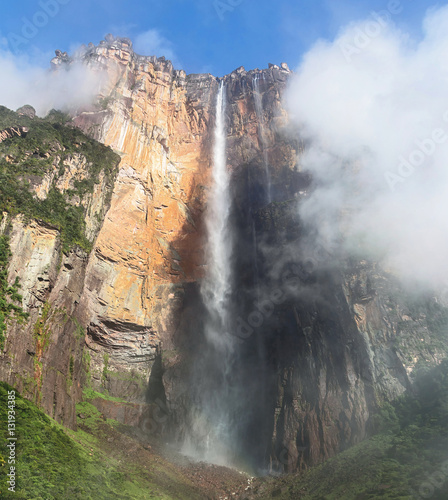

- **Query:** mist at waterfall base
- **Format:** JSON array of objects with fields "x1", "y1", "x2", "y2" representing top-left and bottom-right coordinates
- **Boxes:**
[{"x1": 286, "y1": 3, "x2": 448, "y2": 292}]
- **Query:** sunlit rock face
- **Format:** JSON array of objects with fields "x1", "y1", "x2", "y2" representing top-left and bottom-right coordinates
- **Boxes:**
[
  {"x1": 3, "y1": 35, "x2": 446, "y2": 471},
  {"x1": 68, "y1": 39, "x2": 216, "y2": 400}
]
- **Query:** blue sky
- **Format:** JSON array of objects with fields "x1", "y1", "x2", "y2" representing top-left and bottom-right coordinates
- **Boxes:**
[{"x1": 0, "y1": 0, "x2": 436, "y2": 76}]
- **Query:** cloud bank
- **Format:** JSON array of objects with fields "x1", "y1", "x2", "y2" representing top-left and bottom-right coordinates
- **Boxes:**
[
  {"x1": 0, "y1": 50, "x2": 105, "y2": 117},
  {"x1": 286, "y1": 4, "x2": 448, "y2": 290}
]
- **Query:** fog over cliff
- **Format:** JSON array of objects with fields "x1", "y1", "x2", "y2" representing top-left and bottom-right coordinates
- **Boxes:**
[
  {"x1": 0, "y1": 49, "x2": 104, "y2": 116},
  {"x1": 286, "y1": 4, "x2": 448, "y2": 291}
]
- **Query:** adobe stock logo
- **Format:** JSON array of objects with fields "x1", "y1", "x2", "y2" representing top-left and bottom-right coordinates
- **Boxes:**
[
  {"x1": 338, "y1": 0, "x2": 404, "y2": 63},
  {"x1": 409, "y1": 460, "x2": 448, "y2": 499},
  {"x1": 385, "y1": 110, "x2": 448, "y2": 191},
  {"x1": 233, "y1": 240, "x2": 335, "y2": 344},
  {"x1": 214, "y1": 0, "x2": 244, "y2": 21},
  {"x1": 4, "y1": 0, "x2": 71, "y2": 54}
]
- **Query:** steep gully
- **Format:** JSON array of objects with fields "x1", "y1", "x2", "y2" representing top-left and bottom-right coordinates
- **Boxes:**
[{"x1": 1, "y1": 36, "x2": 447, "y2": 476}]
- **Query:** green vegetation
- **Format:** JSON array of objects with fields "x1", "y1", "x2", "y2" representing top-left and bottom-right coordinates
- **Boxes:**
[
  {"x1": 98, "y1": 97, "x2": 112, "y2": 110},
  {"x1": 33, "y1": 303, "x2": 52, "y2": 350},
  {"x1": 388, "y1": 289, "x2": 448, "y2": 371},
  {"x1": 425, "y1": 301, "x2": 448, "y2": 340},
  {"x1": 0, "y1": 235, "x2": 28, "y2": 350},
  {"x1": 256, "y1": 359, "x2": 448, "y2": 499},
  {"x1": 72, "y1": 317, "x2": 86, "y2": 340},
  {"x1": 82, "y1": 387, "x2": 129, "y2": 404},
  {"x1": 0, "y1": 382, "x2": 203, "y2": 499},
  {"x1": 82, "y1": 350, "x2": 91, "y2": 373},
  {"x1": 0, "y1": 106, "x2": 120, "y2": 252},
  {"x1": 102, "y1": 353, "x2": 110, "y2": 385},
  {"x1": 75, "y1": 400, "x2": 119, "y2": 434}
]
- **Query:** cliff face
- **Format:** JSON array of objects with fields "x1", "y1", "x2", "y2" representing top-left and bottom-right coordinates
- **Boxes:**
[
  {"x1": 72, "y1": 39, "x2": 214, "y2": 388},
  {"x1": 0, "y1": 109, "x2": 119, "y2": 428},
  {"x1": 248, "y1": 201, "x2": 448, "y2": 471},
  {"x1": 1, "y1": 36, "x2": 447, "y2": 472}
]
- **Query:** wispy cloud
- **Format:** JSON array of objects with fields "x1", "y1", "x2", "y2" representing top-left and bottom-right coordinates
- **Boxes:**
[
  {"x1": 133, "y1": 28, "x2": 179, "y2": 67},
  {"x1": 0, "y1": 49, "x2": 105, "y2": 116}
]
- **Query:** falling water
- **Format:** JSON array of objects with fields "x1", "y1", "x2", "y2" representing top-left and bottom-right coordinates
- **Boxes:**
[
  {"x1": 253, "y1": 73, "x2": 272, "y2": 203},
  {"x1": 182, "y1": 81, "x2": 240, "y2": 466},
  {"x1": 202, "y1": 81, "x2": 232, "y2": 350}
]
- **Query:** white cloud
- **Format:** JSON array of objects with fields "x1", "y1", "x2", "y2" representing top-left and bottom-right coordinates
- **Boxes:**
[
  {"x1": 286, "y1": 4, "x2": 448, "y2": 290},
  {"x1": 133, "y1": 29, "x2": 179, "y2": 67},
  {"x1": 0, "y1": 49, "x2": 106, "y2": 117}
]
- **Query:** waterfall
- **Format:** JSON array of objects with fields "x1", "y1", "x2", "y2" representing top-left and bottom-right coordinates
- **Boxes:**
[
  {"x1": 253, "y1": 73, "x2": 272, "y2": 203},
  {"x1": 201, "y1": 81, "x2": 232, "y2": 350},
  {"x1": 182, "y1": 81, "x2": 240, "y2": 466},
  {"x1": 180, "y1": 80, "x2": 275, "y2": 473}
]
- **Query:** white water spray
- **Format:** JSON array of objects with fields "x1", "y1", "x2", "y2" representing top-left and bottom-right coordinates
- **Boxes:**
[{"x1": 253, "y1": 74, "x2": 272, "y2": 203}]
